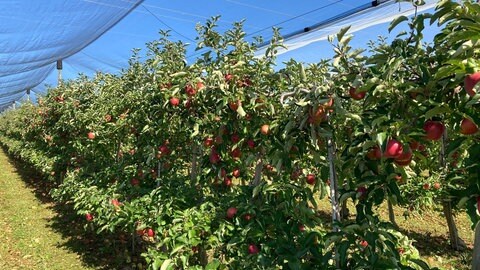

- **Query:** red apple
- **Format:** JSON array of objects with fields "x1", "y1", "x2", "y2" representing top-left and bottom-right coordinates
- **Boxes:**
[
  {"x1": 85, "y1": 213, "x2": 93, "y2": 221},
  {"x1": 477, "y1": 196, "x2": 480, "y2": 212},
  {"x1": 360, "y1": 240, "x2": 368, "y2": 248},
  {"x1": 111, "y1": 199, "x2": 121, "y2": 207},
  {"x1": 433, "y1": 182, "x2": 441, "y2": 190},
  {"x1": 349, "y1": 87, "x2": 366, "y2": 100},
  {"x1": 306, "y1": 174, "x2": 315, "y2": 185},
  {"x1": 185, "y1": 84, "x2": 196, "y2": 96},
  {"x1": 196, "y1": 81, "x2": 205, "y2": 90},
  {"x1": 460, "y1": 118, "x2": 478, "y2": 135},
  {"x1": 423, "y1": 121, "x2": 445, "y2": 141},
  {"x1": 247, "y1": 139, "x2": 255, "y2": 149},
  {"x1": 223, "y1": 177, "x2": 232, "y2": 187},
  {"x1": 225, "y1": 73, "x2": 233, "y2": 82},
  {"x1": 423, "y1": 183, "x2": 430, "y2": 190},
  {"x1": 146, "y1": 228, "x2": 155, "y2": 237},
  {"x1": 185, "y1": 98, "x2": 192, "y2": 109},
  {"x1": 409, "y1": 140, "x2": 420, "y2": 151},
  {"x1": 298, "y1": 224, "x2": 305, "y2": 232},
  {"x1": 309, "y1": 106, "x2": 327, "y2": 125},
  {"x1": 220, "y1": 168, "x2": 227, "y2": 177},
  {"x1": 366, "y1": 145, "x2": 382, "y2": 160},
  {"x1": 159, "y1": 144, "x2": 170, "y2": 155},
  {"x1": 243, "y1": 213, "x2": 252, "y2": 221},
  {"x1": 384, "y1": 139, "x2": 403, "y2": 158},
  {"x1": 215, "y1": 135, "x2": 223, "y2": 145},
  {"x1": 357, "y1": 186, "x2": 367, "y2": 199},
  {"x1": 324, "y1": 97, "x2": 334, "y2": 108},
  {"x1": 231, "y1": 147, "x2": 242, "y2": 159},
  {"x1": 290, "y1": 169, "x2": 302, "y2": 180},
  {"x1": 232, "y1": 168, "x2": 240, "y2": 178},
  {"x1": 87, "y1": 132, "x2": 95, "y2": 140},
  {"x1": 260, "y1": 124, "x2": 270, "y2": 135},
  {"x1": 248, "y1": 243, "x2": 260, "y2": 254},
  {"x1": 204, "y1": 137, "x2": 214, "y2": 147},
  {"x1": 464, "y1": 72, "x2": 480, "y2": 97},
  {"x1": 226, "y1": 207, "x2": 237, "y2": 219},
  {"x1": 229, "y1": 100, "x2": 240, "y2": 111},
  {"x1": 231, "y1": 134, "x2": 240, "y2": 143},
  {"x1": 131, "y1": 178, "x2": 140, "y2": 186},
  {"x1": 394, "y1": 148, "x2": 413, "y2": 167},
  {"x1": 209, "y1": 150, "x2": 221, "y2": 164},
  {"x1": 170, "y1": 97, "x2": 180, "y2": 106}
]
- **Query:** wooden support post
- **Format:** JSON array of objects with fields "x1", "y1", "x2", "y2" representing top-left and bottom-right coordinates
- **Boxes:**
[
  {"x1": 327, "y1": 136, "x2": 341, "y2": 231},
  {"x1": 473, "y1": 221, "x2": 480, "y2": 270}
]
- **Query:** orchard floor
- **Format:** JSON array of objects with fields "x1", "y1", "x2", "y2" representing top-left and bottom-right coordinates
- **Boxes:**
[
  {"x1": 0, "y1": 146, "x2": 474, "y2": 270},
  {"x1": 0, "y1": 148, "x2": 111, "y2": 270}
]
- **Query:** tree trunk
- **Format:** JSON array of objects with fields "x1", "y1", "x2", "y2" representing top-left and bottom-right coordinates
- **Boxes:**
[
  {"x1": 341, "y1": 200, "x2": 349, "y2": 220},
  {"x1": 156, "y1": 161, "x2": 161, "y2": 187},
  {"x1": 440, "y1": 131, "x2": 465, "y2": 250},
  {"x1": 199, "y1": 246, "x2": 208, "y2": 267},
  {"x1": 327, "y1": 136, "x2": 341, "y2": 231},
  {"x1": 387, "y1": 198, "x2": 398, "y2": 229},
  {"x1": 473, "y1": 221, "x2": 480, "y2": 270},
  {"x1": 442, "y1": 200, "x2": 466, "y2": 250},
  {"x1": 250, "y1": 154, "x2": 263, "y2": 187}
]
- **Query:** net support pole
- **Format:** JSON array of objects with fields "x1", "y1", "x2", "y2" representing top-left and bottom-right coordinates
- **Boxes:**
[
  {"x1": 57, "y1": 60, "x2": 63, "y2": 86},
  {"x1": 26, "y1": 89, "x2": 31, "y2": 102}
]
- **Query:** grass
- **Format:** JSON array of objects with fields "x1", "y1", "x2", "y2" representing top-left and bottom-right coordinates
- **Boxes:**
[
  {"x1": 0, "y1": 149, "x2": 102, "y2": 270},
  {"x1": 0, "y1": 146, "x2": 475, "y2": 269}
]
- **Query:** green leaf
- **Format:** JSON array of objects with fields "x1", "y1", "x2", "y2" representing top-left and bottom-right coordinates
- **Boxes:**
[
  {"x1": 191, "y1": 123, "x2": 199, "y2": 138},
  {"x1": 424, "y1": 105, "x2": 451, "y2": 120},
  {"x1": 336, "y1": 26, "x2": 351, "y2": 44},
  {"x1": 205, "y1": 260, "x2": 221, "y2": 270},
  {"x1": 236, "y1": 104, "x2": 246, "y2": 117},
  {"x1": 170, "y1": 71, "x2": 187, "y2": 78},
  {"x1": 161, "y1": 259, "x2": 172, "y2": 270},
  {"x1": 457, "y1": 196, "x2": 470, "y2": 209},
  {"x1": 410, "y1": 258, "x2": 432, "y2": 269},
  {"x1": 376, "y1": 132, "x2": 387, "y2": 148},
  {"x1": 388, "y1": 16, "x2": 408, "y2": 32}
]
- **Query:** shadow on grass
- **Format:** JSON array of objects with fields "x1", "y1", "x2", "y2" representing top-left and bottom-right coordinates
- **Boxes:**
[
  {"x1": 316, "y1": 208, "x2": 472, "y2": 267},
  {"x1": 398, "y1": 228, "x2": 472, "y2": 267},
  {"x1": 2, "y1": 149, "x2": 140, "y2": 269}
]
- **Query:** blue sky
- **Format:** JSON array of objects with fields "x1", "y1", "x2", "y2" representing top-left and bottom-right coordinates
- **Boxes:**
[{"x1": 1, "y1": 0, "x2": 442, "y2": 107}]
